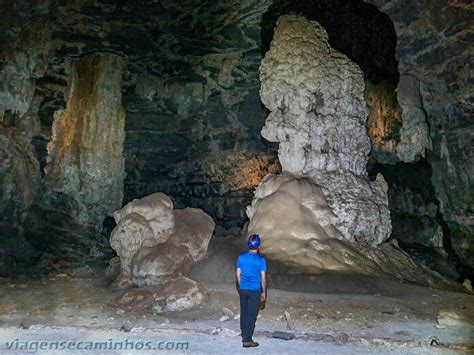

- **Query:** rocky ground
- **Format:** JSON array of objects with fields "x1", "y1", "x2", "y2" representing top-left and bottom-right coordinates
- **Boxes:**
[{"x1": 0, "y1": 269, "x2": 472, "y2": 354}]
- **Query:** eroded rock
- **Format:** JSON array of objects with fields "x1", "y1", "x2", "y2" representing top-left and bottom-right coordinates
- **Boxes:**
[
  {"x1": 247, "y1": 174, "x2": 412, "y2": 277},
  {"x1": 0, "y1": 127, "x2": 41, "y2": 215},
  {"x1": 260, "y1": 15, "x2": 370, "y2": 176},
  {"x1": 109, "y1": 192, "x2": 215, "y2": 288},
  {"x1": 366, "y1": 76, "x2": 431, "y2": 164},
  {"x1": 252, "y1": 14, "x2": 391, "y2": 255},
  {"x1": 44, "y1": 53, "x2": 126, "y2": 227},
  {"x1": 152, "y1": 276, "x2": 205, "y2": 313},
  {"x1": 365, "y1": 0, "x2": 474, "y2": 275}
]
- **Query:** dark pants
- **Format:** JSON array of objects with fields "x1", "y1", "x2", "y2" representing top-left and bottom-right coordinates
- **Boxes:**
[{"x1": 239, "y1": 289, "x2": 260, "y2": 342}]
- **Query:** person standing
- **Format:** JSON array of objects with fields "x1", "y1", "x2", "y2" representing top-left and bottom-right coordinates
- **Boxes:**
[{"x1": 236, "y1": 234, "x2": 267, "y2": 348}]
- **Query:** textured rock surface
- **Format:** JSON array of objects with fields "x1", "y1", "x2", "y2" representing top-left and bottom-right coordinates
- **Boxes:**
[
  {"x1": 0, "y1": 0, "x2": 472, "y2": 281},
  {"x1": 110, "y1": 193, "x2": 175, "y2": 288},
  {"x1": 109, "y1": 192, "x2": 214, "y2": 288},
  {"x1": 132, "y1": 208, "x2": 215, "y2": 287},
  {"x1": 395, "y1": 75, "x2": 432, "y2": 162},
  {"x1": 0, "y1": 19, "x2": 52, "y2": 117},
  {"x1": 0, "y1": 126, "x2": 41, "y2": 216},
  {"x1": 256, "y1": 15, "x2": 391, "y2": 247},
  {"x1": 247, "y1": 174, "x2": 414, "y2": 278},
  {"x1": 309, "y1": 171, "x2": 391, "y2": 245},
  {"x1": 117, "y1": 0, "x2": 279, "y2": 229},
  {"x1": 365, "y1": 0, "x2": 474, "y2": 276},
  {"x1": 260, "y1": 15, "x2": 370, "y2": 176},
  {"x1": 366, "y1": 76, "x2": 432, "y2": 165},
  {"x1": 112, "y1": 192, "x2": 175, "y2": 244},
  {"x1": 44, "y1": 53, "x2": 126, "y2": 227},
  {"x1": 366, "y1": 78, "x2": 430, "y2": 165},
  {"x1": 152, "y1": 276, "x2": 205, "y2": 313}
]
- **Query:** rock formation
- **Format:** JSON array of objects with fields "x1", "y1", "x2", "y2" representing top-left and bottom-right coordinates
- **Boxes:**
[
  {"x1": 44, "y1": 53, "x2": 126, "y2": 227},
  {"x1": 246, "y1": 172, "x2": 447, "y2": 285},
  {"x1": 152, "y1": 276, "x2": 205, "y2": 313},
  {"x1": 366, "y1": 76, "x2": 432, "y2": 164},
  {"x1": 251, "y1": 15, "x2": 391, "y2": 255},
  {"x1": 0, "y1": 0, "x2": 471, "y2": 281},
  {"x1": 364, "y1": 0, "x2": 474, "y2": 275},
  {"x1": 109, "y1": 192, "x2": 215, "y2": 289},
  {"x1": 260, "y1": 16, "x2": 370, "y2": 177},
  {"x1": 245, "y1": 15, "x2": 453, "y2": 284},
  {"x1": 0, "y1": 125, "x2": 41, "y2": 217}
]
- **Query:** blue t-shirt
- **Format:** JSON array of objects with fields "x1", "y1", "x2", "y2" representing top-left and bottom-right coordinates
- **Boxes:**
[{"x1": 237, "y1": 252, "x2": 267, "y2": 291}]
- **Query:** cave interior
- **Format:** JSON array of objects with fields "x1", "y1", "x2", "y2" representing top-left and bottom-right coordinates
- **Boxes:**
[{"x1": 0, "y1": 0, "x2": 473, "y2": 288}]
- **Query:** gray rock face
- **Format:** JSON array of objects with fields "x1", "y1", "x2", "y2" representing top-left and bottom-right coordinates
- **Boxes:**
[
  {"x1": 0, "y1": 127, "x2": 41, "y2": 216},
  {"x1": 0, "y1": 17, "x2": 50, "y2": 220},
  {"x1": 395, "y1": 75, "x2": 432, "y2": 162},
  {"x1": 44, "y1": 53, "x2": 126, "y2": 227},
  {"x1": 0, "y1": 22, "x2": 52, "y2": 117},
  {"x1": 116, "y1": 0, "x2": 279, "y2": 229},
  {"x1": 366, "y1": 0, "x2": 474, "y2": 271},
  {"x1": 255, "y1": 15, "x2": 391, "y2": 248},
  {"x1": 109, "y1": 192, "x2": 215, "y2": 289}
]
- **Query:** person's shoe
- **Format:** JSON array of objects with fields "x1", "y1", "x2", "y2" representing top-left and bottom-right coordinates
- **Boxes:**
[{"x1": 242, "y1": 340, "x2": 259, "y2": 348}]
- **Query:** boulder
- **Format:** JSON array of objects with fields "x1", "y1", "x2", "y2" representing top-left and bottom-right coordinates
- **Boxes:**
[
  {"x1": 131, "y1": 208, "x2": 214, "y2": 287},
  {"x1": 152, "y1": 276, "x2": 205, "y2": 313},
  {"x1": 437, "y1": 310, "x2": 473, "y2": 326},
  {"x1": 109, "y1": 193, "x2": 215, "y2": 288},
  {"x1": 112, "y1": 193, "x2": 175, "y2": 242}
]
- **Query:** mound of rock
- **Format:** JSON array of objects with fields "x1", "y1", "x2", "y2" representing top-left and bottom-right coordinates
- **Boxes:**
[
  {"x1": 108, "y1": 192, "x2": 215, "y2": 289},
  {"x1": 245, "y1": 173, "x2": 443, "y2": 285}
]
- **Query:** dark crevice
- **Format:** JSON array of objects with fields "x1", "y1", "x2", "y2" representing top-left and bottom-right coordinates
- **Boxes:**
[{"x1": 435, "y1": 207, "x2": 474, "y2": 282}]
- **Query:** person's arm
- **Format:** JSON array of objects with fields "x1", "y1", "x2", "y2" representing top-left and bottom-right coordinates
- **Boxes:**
[
  {"x1": 260, "y1": 271, "x2": 267, "y2": 301},
  {"x1": 236, "y1": 267, "x2": 241, "y2": 287}
]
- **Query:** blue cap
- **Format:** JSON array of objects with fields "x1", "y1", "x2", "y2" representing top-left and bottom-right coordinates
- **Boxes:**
[{"x1": 247, "y1": 234, "x2": 261, "y2": 249}]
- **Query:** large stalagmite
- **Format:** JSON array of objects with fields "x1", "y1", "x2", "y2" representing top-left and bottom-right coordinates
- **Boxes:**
[
  {"x1": 247, "y1": 15, "x2": 398, "y2": 275},
  {"x1": 44, "y1": 53, "x2": 126, "y2": 227}
]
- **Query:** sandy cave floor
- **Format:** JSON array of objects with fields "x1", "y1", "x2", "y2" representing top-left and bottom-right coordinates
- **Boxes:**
[{"x1": 0, "y1": 271, "x2": 473, "y2": 354}]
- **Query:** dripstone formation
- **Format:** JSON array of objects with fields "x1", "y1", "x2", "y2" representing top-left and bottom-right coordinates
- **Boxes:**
[
  {"x1": 0, "y1": 0, "x2": 471, "y2": 282},
  {"x1": 250, "y1": 15, "x2": 391, "y2": 248},
  {"x1": 107, "y1": 192, "x2": 214, "y2": 312},
  {"x1": 44, "y1": 53, "x2": 126, "y2": 227},
  {"x1": 245, "y1": 15, "x2": 451, "y2": 286},
  {"x1": 365, "y1": 0, "x2": 474, "y2": 278}
]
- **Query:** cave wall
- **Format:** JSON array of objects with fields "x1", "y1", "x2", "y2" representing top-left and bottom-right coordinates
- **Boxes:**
[
  {"x1": 0, "y1": 0, "x2": 279, "y2": 234},
  {"x1": 0, "y1": 0, "x2": 471, "y2": 278},
  {"x1": 366, "y1": 0, "x2": 474, "y2": 277},
  {"x1": 44, "y1": 53, "x2": 126, "y2": 228}
]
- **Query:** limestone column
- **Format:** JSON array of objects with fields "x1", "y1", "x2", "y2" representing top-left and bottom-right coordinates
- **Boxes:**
[
  {"x1": 249, "y1": 15, "x2": 391, "y2": 247},
  {"x1": 45, "y1": 53, "x2": 126, "y2": 227}
]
